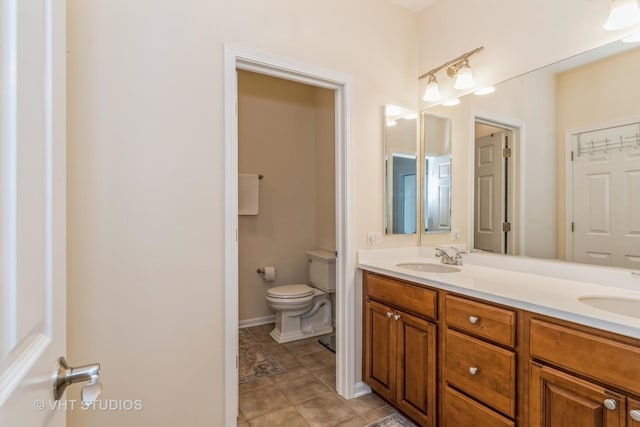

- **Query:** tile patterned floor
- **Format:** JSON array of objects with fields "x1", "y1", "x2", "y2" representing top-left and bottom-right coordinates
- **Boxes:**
[{"x1": 238, "y1": 324, "x2": 402, "y2": 427}]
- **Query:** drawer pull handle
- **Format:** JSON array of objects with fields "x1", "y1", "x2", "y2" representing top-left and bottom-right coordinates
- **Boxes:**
[
  {"x1": 630, "y1": 410, "x2": 640, "y2": 421},
  {"x1": 468, "y1": 316, "x2": 479, "y2": 324},
  {"x1": 468, "y1": 366, "x2": 478, "y2": 376},
  {"x1": 604, "y1": 399, "x2": 617, "y2": 411},
  {"x1": 393, "y1": 314, "x2": 401, "y2": 321},
  {"x1": 386, "y1": 312, "x2": 393, "y2": 318}
]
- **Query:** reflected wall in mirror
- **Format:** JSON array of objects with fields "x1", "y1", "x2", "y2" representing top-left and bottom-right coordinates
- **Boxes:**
[
  {"x1": 384, "y1": 105, "x2": 418, "y2": 235},
  {"x1": 422, "y1": 40, "x2": 640, "y2": 269},
  {"x1": 421, "y1": 113, "x2": 452, "y2": 236}
]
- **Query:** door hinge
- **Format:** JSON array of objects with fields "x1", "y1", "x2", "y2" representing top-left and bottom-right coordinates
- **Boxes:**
[
  {"x1": 571, "y1": 151, "x2": 574, "y2": 161},
  {"x1": 335, "y1": 251, "x2": 338, "y2": 258},
  {"x1": 502, "y1": 222, "x2": 511, "y2": 232},
  {"x1": 571, "y1": 222, "x2": 575, "y2": 232},
  {"x1": 503, "y1": 147, "x2": 512, "y2": 158},
  {"x1": 236, "y1": 355, "x2": 239, "y2": 369}
]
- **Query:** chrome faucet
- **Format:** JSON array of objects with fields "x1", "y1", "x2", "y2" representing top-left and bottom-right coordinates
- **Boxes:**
[{"x1": 435, "y1": 247, "x2": 479, "y2": 266}]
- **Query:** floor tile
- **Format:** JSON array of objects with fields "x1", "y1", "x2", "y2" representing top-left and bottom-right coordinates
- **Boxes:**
[
  {"x1": 361, "y1": 405, "x2": 398, "y2": 423},
  {"x1": 239, "y1": 385, "x2": 291, "y2": 420},
  {"x1": 312, "y1": 367, "x2": 336, "y2": 391},
  {"x1": 296, "y1": 348, "x2": 336, "y2": 371},
  {"x1": 275, "y1": 372, "x2": 331, "y2": 404},
  {"x1": 295, "y1": 393, "x2": 359, "y2": 427},
  {"x1": 239, "y1": 376, "x2": 274, "y2": 394},
  {"x1": 246, "y1": 406, "x2": 311, "y2": 427},
  {"x1": 346, "y1": 393, "x2": 387, "y2": 416},
  {"x1": 334, "y1": 417, "x2": 368, "y2": 427}
]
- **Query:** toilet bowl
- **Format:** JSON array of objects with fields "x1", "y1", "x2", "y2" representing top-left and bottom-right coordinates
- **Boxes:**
[{"x1": 265, "y1": 250, "x2": 335, "y2": 344}]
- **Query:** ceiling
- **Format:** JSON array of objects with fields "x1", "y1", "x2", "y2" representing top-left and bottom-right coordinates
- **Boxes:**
[{"x1": 387, "y1": 0, "x2": 438, "y2": 12}]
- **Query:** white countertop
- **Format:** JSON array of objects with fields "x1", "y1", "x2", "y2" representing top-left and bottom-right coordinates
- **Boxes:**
[{"x1": 358, "y1": 247, "x2": 640, "y2": 339}]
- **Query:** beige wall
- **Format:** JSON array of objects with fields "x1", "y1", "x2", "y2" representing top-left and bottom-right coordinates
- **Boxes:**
[
  {"x1": 67, "y1": 1, "x2": 417, "y2": 426},
  {"x1": 237, "y1": 71, "x2": 334, "y2": 323},
  {"x1": 66, "y1": 0, "x2": 634, "y2": 425},
  {"x1": 556, "y1": 47, "x2": 640, "y2": 256}
]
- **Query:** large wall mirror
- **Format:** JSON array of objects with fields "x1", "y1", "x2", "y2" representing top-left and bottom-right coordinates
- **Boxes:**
[{"x1": 422, "y1": 40, "x2": 640, "y2": 269}]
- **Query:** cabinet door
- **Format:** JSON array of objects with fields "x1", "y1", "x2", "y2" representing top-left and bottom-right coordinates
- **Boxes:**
[
  {"x1": 363, "y1": 300, "x2": 396, "y2": 401},
  {"x1": 628, "y1": 397, "x2": 640, "y2": 427},
  {"x1": 395, "y1": 310, "x2": 437, "y2": 427},
  {"x1": 530, "y1": 363, "x2": 625, "y2": 427}
]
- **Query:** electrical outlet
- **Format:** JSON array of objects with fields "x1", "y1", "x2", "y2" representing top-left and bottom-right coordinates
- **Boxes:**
[{"x1": 367, "y1": 232, "x2": 382, "y2": 245}]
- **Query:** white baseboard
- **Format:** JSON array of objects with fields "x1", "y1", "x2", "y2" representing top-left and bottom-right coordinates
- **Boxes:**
[
  {"x1": 354, "y1": 381, "x2": 372, "y2": 398},
  {"x1": 239, "y1": 315, "x2": 275, "y2": 329}
]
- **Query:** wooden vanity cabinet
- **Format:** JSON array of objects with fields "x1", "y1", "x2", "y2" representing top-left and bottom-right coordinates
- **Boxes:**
[
  {"x1": 363, "y1": 272, "x2": 437, "y2": 427},
  {"x1": 443, "y1": 294, "x2": 518, "y2": 426},
  {"x1": 529, "y1": 316, "x2": 640, "y2": 427}
]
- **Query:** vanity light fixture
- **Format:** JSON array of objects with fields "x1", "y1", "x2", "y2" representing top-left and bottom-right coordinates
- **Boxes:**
[
  {"x1": 603, "y1": 0, "x2": 640, "y2": 30},
  {"x1": 474, "y1": 86, "x2": 495, "y2": 96},
  {"x1": 419, "y1": 46, "x2": 484, "y2": 101}
]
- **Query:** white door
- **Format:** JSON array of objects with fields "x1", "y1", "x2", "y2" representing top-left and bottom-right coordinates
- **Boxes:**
[
  {"x1": 571, "y1": 123, "x2": 640, "y2": 268},
  {"x1": 425, "y1": 154, "x2": 451, "y2": 232},
  {"x1": 474, "y1": 132, "x2": 505, "y2": 253},
  {"x1": 0, "y1": 0, "x2": 67, "y2": 425}
]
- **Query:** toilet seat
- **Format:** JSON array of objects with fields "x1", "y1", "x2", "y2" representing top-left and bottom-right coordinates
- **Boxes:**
[{"x1": 267, "y1": 284, "x2": 314, "y2": 299}]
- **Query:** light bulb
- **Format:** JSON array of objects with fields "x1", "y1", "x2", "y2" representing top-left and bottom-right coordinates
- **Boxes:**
[
  {"x1": 422, "y1": 75, "x2": 441, "y2": 102},
  {"x1": 454, "y1": 61, "x2": 475, "y2": 90}
]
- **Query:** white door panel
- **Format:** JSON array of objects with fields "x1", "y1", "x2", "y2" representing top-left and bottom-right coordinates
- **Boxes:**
[
  {"x1": 474, "y1": 133, "x2": 504, "y2": 253},
  {"x1": 572, "y1": 123, "x2": 640, "y2": 268},
  {"x1": 0, "y1": 0, "x2": 66, "y2": 425}
]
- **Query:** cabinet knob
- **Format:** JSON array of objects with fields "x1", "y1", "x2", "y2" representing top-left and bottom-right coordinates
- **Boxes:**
[
  {"x1": 393, "y1": 314, "x2": 401, "y2": 321},
  {"x1": 630, "y1": 409, "x2": 640, "y2": 422},
  {"x1": 468, "y1": 366, "x2": 478, "y2": 376},
  {"x1": 604, "y1": 398, "x2": 617, "y2": 411},
  {"x1": 386, "y1": 312, "x2": 393, "y2": 318},
  {"x1": 468, "y1": 316, "x2": 479, "y2": 324}
]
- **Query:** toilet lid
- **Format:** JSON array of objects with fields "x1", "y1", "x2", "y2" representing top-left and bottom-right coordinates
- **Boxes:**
[{"x1": 267, "y1": 284, "x2": 314, "y2": 299}]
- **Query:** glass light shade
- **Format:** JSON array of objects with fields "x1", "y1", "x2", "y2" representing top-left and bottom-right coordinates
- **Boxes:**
[
  {"x1": 604, "y1": 0, "x2": 640, "y2": 30},
  {"x1": 423, "y1": 80, "x2": 441, "y2": 102},
  {"x1": 386, "y1": 119, "x2": 397, "y2": 127},
  {"x1": 454, "y1": 63, "x2": 475, "y2": 90}
]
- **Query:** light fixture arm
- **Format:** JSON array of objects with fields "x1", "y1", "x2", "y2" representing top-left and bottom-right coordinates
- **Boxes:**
[{"x1": 418, "y1": 46, "x2": 484, "y2": 80}]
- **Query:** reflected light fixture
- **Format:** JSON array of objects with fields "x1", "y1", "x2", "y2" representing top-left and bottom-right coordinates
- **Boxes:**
[
  {"x1": 474, "y1": 86, "x2": 495, "y2": 95},
  {"x1": 603, "y1": 0, "x2": 640, "y2": 30},
  {"x1": 442, "y1": 98, "x2": 460, "y2": 107},
  {"x1": 419, "y1": 46, "x2": 484, "y2": 101},
  {"x1": 623, "y1": 31, "x2": 640, "y2": 42}
]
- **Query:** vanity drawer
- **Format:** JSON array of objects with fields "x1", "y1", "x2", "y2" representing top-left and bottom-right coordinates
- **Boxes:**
[
  {"x1": 364, "y1": 272, "x2": 437, "y2": 320},
  {"x1": 445, "y1": 329, "x2": 516, "y2": 417},
  {"x1": 443, "y1": 386, "x2": 515, "y2": 427},
  {"x1": 530, "y1": 319, "x2": 640, "y2": 396},
  {"x1": 445, "y1": 294, "x2": 516, "y2": 348}
]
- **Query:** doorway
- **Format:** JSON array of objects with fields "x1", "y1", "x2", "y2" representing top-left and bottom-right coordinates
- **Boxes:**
[
  {"x1": 473, "y1": 118, "x2": 520, "y2": 255},
  {"x1": 224, "y1": 45, "x2": 356, "y2": 426}
]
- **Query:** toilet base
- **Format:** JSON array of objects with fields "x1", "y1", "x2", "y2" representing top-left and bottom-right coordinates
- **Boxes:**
[
  {"x1": 269, "y1": 323, "x2": 333, "y2": 344},
  {"x1": 269, "y1": 293, "x2": 333, "y2": 344}
]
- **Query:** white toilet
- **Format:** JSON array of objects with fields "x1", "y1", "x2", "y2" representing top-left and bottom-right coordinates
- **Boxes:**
[{"x1": 266, "y1": 250, "x2": 335, "y2": 344}]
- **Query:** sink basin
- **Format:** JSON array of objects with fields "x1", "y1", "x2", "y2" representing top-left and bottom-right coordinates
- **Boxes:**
[
  {"x1": 578, "y1": 296, "x2": 640, "y2": 319},
  {"x1": 396, "y1": 263, "x2": 460, "y2": 273}
]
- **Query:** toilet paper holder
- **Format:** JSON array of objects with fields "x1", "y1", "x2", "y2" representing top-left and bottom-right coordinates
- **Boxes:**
[{"x1": 256, "y1": 267, "x2": 265, "y2": 274}]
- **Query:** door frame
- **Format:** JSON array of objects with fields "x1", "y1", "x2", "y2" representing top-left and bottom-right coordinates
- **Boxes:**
[
  {"x1": 470, "y1": 110, "x2": 525, "y2": 255},
  {"x1": 223, "y1": 45, "x2": 357, "y2": 426}
]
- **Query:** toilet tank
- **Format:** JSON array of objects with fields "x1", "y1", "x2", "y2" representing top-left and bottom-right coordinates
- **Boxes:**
[{"x1": 306, "y1": 250, "x2": 336, "y2": 293}]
